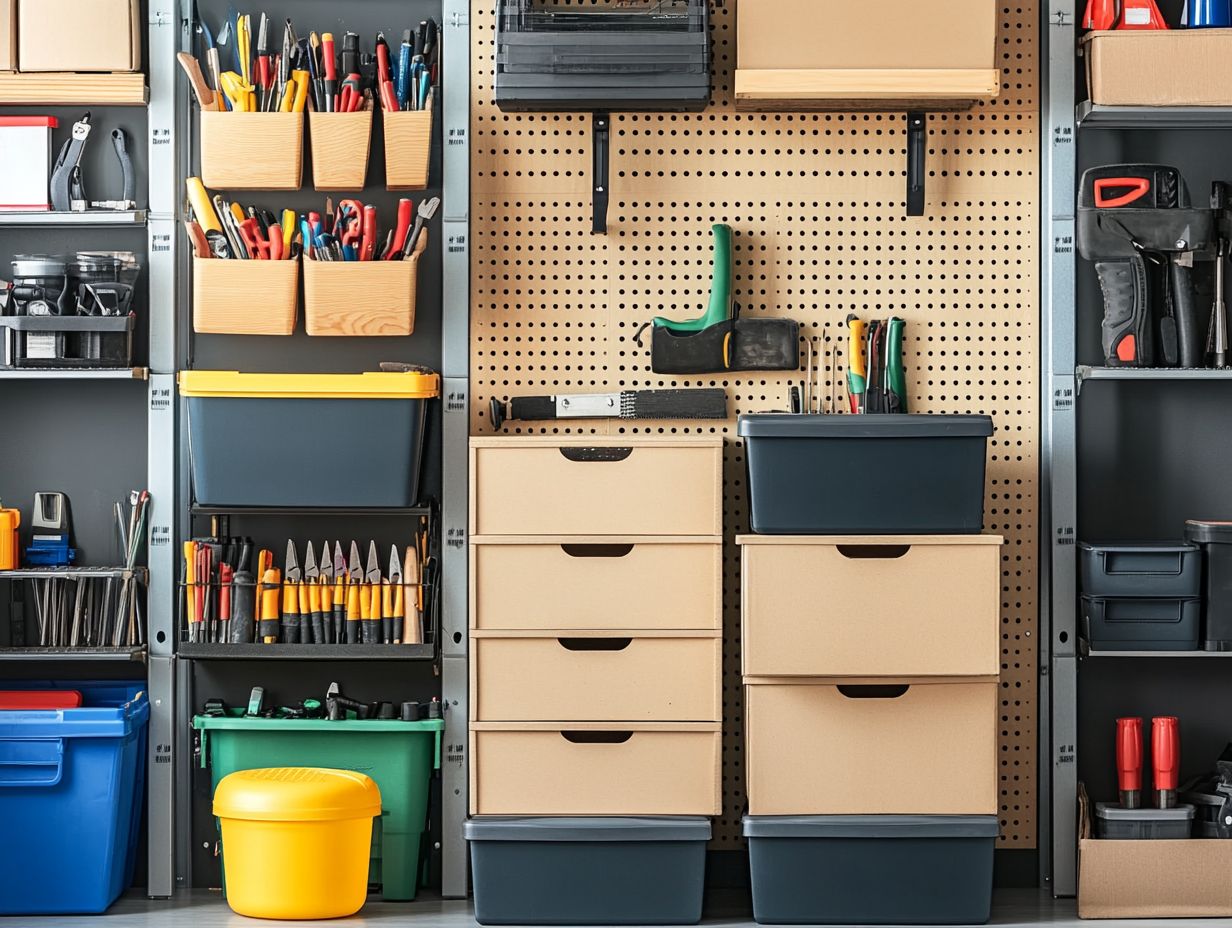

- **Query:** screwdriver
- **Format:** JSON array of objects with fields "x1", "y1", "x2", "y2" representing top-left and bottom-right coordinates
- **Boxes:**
[
  {"x1": 1153, "y1": 716, "x2": 1180, "y2": 809},
  {"x1": 1116, "y1": 717, "x2": 1142, "y2": 809}
]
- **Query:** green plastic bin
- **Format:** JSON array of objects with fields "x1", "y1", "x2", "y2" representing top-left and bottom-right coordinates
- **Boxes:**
[{"x1": 193, "y1": 714, "x2": 443, "y2": 900}]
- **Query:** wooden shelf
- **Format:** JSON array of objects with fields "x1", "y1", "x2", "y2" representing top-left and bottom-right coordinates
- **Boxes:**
[
  {"x1": 733, "y1": 68, "x2": 1000, "y2": 111},
  {"x1": 0, "y1": 72, "x2": 147, "y2": 106}
]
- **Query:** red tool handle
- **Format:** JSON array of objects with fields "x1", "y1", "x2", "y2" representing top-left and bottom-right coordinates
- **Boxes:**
[
  {"x1": 361, "y1": 205, "x2": 379, "y2": 261},
  {"x1": 1153, "y1": 716, "x2": 1180, "y2": 792},
  {"x1": 1094, "y1": 177, "x2": 1151, "y2": 209},
  {"x1": 323, "y1": 35, "x2": 337, "y2": 82},
  {"x1": 219, "y1": 564, "x2": 233, "y2": 622},
  {"x1": 1117, "y1": 717, "x2": 1143, "y2": 793}
]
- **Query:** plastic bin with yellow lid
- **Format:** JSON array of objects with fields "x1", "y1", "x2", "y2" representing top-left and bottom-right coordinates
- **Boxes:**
[
  {"x1": 214, "y1": 767, "x2": 381, "y2": 919},
  {"x1": 178, "y1": 370, "x2": 440, "y2": 508}
]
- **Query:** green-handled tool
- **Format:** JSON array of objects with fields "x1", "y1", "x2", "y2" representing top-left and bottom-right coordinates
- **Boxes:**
[
  {"x1": 886, "y1": 317, "x2": 908, "y2": 413},
  {"x1": 643, "y1": 223, "x2": 732, "y2": 336}
]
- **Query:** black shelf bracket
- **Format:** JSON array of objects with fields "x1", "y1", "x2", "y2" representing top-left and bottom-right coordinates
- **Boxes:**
[
  {"x1": 593, "y1": 111, "x2": 610, "y2": 234},
  {"x1": 906, "y1": 111, "x2": 927, "y2": 217}
]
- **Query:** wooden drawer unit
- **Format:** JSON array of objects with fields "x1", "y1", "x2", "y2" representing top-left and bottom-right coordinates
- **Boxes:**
[
  {"x1": 740, "y1": 535, "x2": 1002, "y2": 677},
  {"x1": 471, "y1": 632, "x2": 721, "y2": 722},
  {"x1": 470, "y1": 438, "x2": 723, "y2": 537},
  {"x1": 470, "y1": 537, "x2": 722, "y2": 631},
  {"x1": 470, "y1": 723, "x2": 722, "y2": 816},
  {"x1": 744, "y1": 678, "x2": 998, "y2": 816}
]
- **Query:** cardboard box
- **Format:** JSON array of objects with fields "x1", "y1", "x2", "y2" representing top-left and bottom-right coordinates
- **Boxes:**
[
  {"x1": 18, "y1": 0, "x2": 140, "y2": 72},
  {"x1": 0, "y1": 0, "x2": 15, "y2": 71},
  {"x1": 745, "y1": 678, "x2": 998, "y2": 815},
  {"x1": 740, "y1": 535, "x2": 1002, "y2": 677},
  {"x1": 738, "y1": 0, "x2": 997, "y2": 71},
  {"x1": 1078, "y1": 785, "x2": 1232, "y2": 918},
  {"x1": 0, "y1": 116, "x2": 56, "y2": 211},
  {"x1": 1084, "y1": 30, "x2": 1232, "y2": 107}
]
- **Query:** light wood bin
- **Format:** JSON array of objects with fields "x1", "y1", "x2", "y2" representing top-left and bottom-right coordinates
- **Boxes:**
[
  {"x1": 200, "y1": 110, "x2": 303, "y2": 190},
  {"x1": 308, "y1": 108, "x2": 373, "y2": 191},
  {"x1": 382, "y1": 94, "x2": 432, "y2": 191},
  {"x1": 471, "y1": 536, "x2": 722, "y2": 631},
  {"x1": 192, "y1": 257, "x2": 299, "y2": 336},
  {"x1": 470, "y1": 722, "x2": 721, "y2": 816},
  {"x1": 744, "y1": 678, "x2": 999, "y2": 816},
  {"x1": 471, "y1": 632, "x2": 721, "y2": 722},
  {"x1": 740, "y1": 535, "x2": 1003, "y2": 678},
  {"x1": 303, "y1": 232, "x2": 426, "y2": 337},
  {"x1": 470, "y1": 438, "x2": 724, "y2": 536}
]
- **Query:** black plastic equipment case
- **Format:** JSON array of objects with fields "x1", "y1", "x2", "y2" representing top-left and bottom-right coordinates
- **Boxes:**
[
  {"x1": 738, "y1": 414, "x2": 994, "y2": 535},
  {"x1": 1081, "y1": 595, "x2": 1200, "y2": 651},
  {"x1": 494, "y1": 0, "x2": 710, "y2": 112},
  {"x1": 1079, "y1": 542, "x2": 1201, "y2": 599},
  {"x1": 743, "y1": 815, "x2": 998, "y2": 925},
  {"x1": 465, "y1": 817, "x2": 709, "y2": 925},
  {"x1": 1094, "y1": 804, "x2": 1195, "y2": 840},
  {"x1": 0, "y1": 315, "x2": 134, "y2": 369},
  {"x1": 1185, "y1": 521, "x2": 1232, "y2": 651}
]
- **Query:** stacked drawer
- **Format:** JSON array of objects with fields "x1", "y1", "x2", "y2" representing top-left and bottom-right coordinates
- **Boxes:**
[
  {"x1": 467, "y1": 437, "x2": 724, "y2": 926},
  {"x1": 739, "y1": 534, "x2": 1003, "y2": 925}
]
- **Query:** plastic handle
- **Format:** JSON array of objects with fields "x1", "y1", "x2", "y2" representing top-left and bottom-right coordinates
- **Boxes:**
[
  {"x1": 836, "y1": 685, "x2": 910, "y2": 700},
  {"x1": 559, "y1": 447, "x2": 633, "y2": 463},
  {"x1": 561, "y1": 731, "x2": 633, "y2": 744},
  {"x1": 1116, "y1": 717, "x2": 1143, "y2": 792},
  {"x1": 1152, "y1": 716, "x2": 1180, "y2": 792},
  {"x1": 557, "y1": 637, "x2": 633, "y2": 652},
  {"x1": 835, "y1": 545, "x2": 911, "y2": 560},
  {"x1": 1094, "y1": 177, "x2": 1150, "y2": 209},
  {"x1": 0, "y1": 740, "x2": 65, "y2": 788},
  {"x1": 1103, "y1": 551, "x2": 1183, "y2": 577},
  {"x1": 560, "y1": 544, "x2": 634, "y2": 559}
]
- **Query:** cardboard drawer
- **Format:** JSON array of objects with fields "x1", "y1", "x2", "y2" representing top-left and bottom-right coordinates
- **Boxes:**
[
  {"x1": 470, "y1": 438, "x2": 723, "y2": 536},
  {"x1": 470, "y1": 724, "x2": 721, "y2": 816},
  {"x1": 471, "y1": 537, "x2": 721, "y2": 631},
  {"x1": 740, "y1": 535, "x2": 1002, "y2": 677},
  {"x1": 472, "y1": 633, "x2": 721, "y2": 722},
  {"x1": 745, "y1": 679, "x2": 998, "y2": 815}
]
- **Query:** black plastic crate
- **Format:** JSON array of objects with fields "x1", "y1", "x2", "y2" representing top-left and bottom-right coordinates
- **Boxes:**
[
  {"x1": 0, "y1": 315, "x2": 134, "y2": 369},
  {"x1": 1186, "y1": 521, "x2": 1232, "y2": 651},
  {"x1": 1079, "y1": 542, "x2": 1201, "y2": 599},
  {"x1": 1081, "y1": 595, "x2": 1200, "y2": 651},
  {"x1": 1094, "y1": 804, "x2": 1194, "y2": 840}
]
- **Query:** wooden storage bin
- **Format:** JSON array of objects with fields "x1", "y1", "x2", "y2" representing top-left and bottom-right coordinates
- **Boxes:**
[
  {"x1": 739, "y1": 535, "x2": 1003, "y2": 677},
  {"x1": 303, "y1": 234, "x2": 427, "y2": 337},
  {"x1": 471, "y1": 537, "x2": 722, "y2": 631},
  {"x1": 471, "y1": 631, "x2": 721, "y2": 722},
  {"x1": 470, "y1": 438, "x2": 724, "y2": 537},
  {"x1": 200, "y1": 111, "x2": 304, "y2": 190},
  {"x1": 308, "y1": 108, "x2": 373, "y2": 191},
  {"x1": 192, "y1": 257, "x2": 299, "y2": 336},
  {"x1": 470, "y1": 722, "x2": 721, "y2": 816},
  {"x1": 383, "y1": 94, "x2": 432, "y2": 191},
  {"x1": 744, "y1": 678, "x2": 999, "y2": 816}
]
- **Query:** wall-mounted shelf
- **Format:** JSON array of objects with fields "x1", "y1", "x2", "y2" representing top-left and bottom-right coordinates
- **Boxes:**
[
  {"x1": 0, "y1": 566, "x2": 147, "y2": 580},
  {"x1": 0, "y1": 72, "x2": 148, "y2": 105},
  {"x1": 178, "y1": 642, "x2": 435, "y2": 661},
  {"x1": 733, "y1": 68, "x2": 1000, "y2": 110},
  {"x1": 0, "y1": 646, "x2": 146, "y2": 662},
  {"x1": 1076, "y1": 365, "x2": 1232, "y2": 385},
  {"x1": 1077, "y1": 101, "x2": 1232, "y2": 129},
  {"x1": 190, "y1": 504, "x2": 431, "y2": 517},
  {"x1": 0, "y1": 211, "x2": 147, "y2": 227},
  {"x1": 1084, "y1": 647, "x2": 1232, "y2": 659},
  {"x1": 0, "y1": 367, "x2": 149, "y2": 381}
]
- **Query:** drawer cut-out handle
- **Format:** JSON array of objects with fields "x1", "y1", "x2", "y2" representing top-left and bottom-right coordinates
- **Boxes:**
[
  {"x1": 836, "y1": 684, "x2": 911, "y2": 700},
  {"x1": 561, "y1": 731, "x2": 633, "y2": 744},
  {"x1": 560, "y1": 447, "x2": 633, "y2": 463},
  {"x1": 558, "y1": 637, "x2": 633, "y2": 652},
  {"x1": 836, "y1": 545, "x2": 911, "y2": 560},
  {"x1": 561, "y1": 544, "x2": 634, "y2": 559}
]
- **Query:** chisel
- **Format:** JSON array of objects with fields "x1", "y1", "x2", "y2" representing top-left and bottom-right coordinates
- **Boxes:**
[{"x1": 490, "y1": 388, "x2": 727, "y2": 428}]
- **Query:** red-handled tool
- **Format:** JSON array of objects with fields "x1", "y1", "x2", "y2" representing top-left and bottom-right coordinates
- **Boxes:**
[
  {"x1": 322, "y1": 32, "x2": 338, "y2": 112},
  {"x1": 1153, "y1": 716, "x2": 1180, "y2": 809},
  {"x1": 361, "y1": 205, "x2": 379, "y2": 261},
  {"x1": 385, "y1": 198, "x2": 414, "y2": 259},
  {"x1": 1116, "y1": 717, "x2": 1143, "y2": 809},
  {"x1": 1094, "y1": 177, "x2": 1151, "y2": 209}
]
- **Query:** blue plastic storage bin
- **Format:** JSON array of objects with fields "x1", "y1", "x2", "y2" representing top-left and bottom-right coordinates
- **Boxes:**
[{"x1": 0, "y1": 681, "x2": 149, "y2": 915}]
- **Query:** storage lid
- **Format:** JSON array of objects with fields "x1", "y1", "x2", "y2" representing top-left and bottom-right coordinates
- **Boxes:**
[
  {"x1": 464, "y1": 816, "x2": 712, "y2": 842},
  {"x1": 213, "y1": 768, "x2": 382, "y2": 822},
  {"x1": 1095, "y1": 803, "x2": 1194, "y2": 822},
  {"x1": 741, "y1": 815, "x2": 1000, "y2": 839},
  {"x1": 1186, "y1": 521, "x2": 1232, "y2": 544},
  {"x1": 178, "y1": 370, "x2": 441, "y2": 399},
  {"x1": 1079, "y1": 541, "x2": 1198, "y2": 554},
  {"x1": 0, "y1": 690, "x2": 82, "y2": 710},
  {"x1": 737, "y1": 413, "x2": 994, "y2": 439}
]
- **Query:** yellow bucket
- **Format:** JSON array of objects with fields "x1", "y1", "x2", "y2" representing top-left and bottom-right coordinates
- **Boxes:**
[{"x1": 213, "y1": 767, "x2": 382, "y2": 920}]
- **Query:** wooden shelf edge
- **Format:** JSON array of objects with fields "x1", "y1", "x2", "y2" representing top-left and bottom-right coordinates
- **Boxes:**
[
  {"x1": 0, "y1": 72, "x2": 148, "y2": 105},
  {"x1": 733, "y1": 68, "x2": 1000, "y2": 111}
]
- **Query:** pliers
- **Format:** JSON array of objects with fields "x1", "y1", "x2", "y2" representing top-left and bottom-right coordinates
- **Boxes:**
[
  {"x1": 364, "y1": 541, "x2": 382, "y2": 645},
  {"x1": 347, "y1": 541, "x2": 363, "y2": 644},
  {"x1": 333, "y1": 541, "x2": 347, "y2": 644},
  {"x1": 304, "y1": 541, "x2": 324, "y2": 645},
  {"x1": 318, "y1": 540, "x2": 334, "y2": 645},
  {"x1": 281, "y1": 540, "x2": 301, "y2": 644}
]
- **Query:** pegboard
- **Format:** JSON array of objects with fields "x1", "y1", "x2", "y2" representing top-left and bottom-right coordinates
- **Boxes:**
[{"x1": 469, "y1": 0, "x2": 1039, "y2": 848}]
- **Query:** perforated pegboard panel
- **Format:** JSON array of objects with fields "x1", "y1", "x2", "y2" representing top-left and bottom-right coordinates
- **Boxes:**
[{"x1": 470, "y1": 0, "x2": 1039, "y2": 848}]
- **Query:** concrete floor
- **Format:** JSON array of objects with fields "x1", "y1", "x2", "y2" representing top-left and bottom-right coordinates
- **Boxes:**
[{"x1": 9, "y1": 890, "x2": 1214, "y2": 928}]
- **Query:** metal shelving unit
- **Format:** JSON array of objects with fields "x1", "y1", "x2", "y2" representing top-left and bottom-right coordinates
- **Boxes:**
[
  {"x1": 1084, "y1": 648, "x2": 1232, "y2": 659},
  {"x1": 0, "y1": 368, "x2": 149, "y2": 380},
  {"x1": 0, "y1": 646, "x2": 147, "y2": 662},
  {"x1": 1077, "y1": 101, "x2": 1232, "y2": 128},
  {"x1": 1076, "y1": 365, "x2": 1232, "y2": 384},
  {"x1": 177, "y1": 643, "x2": 435, "y2": 661},
  {"x1": 0, "y1": 211, "x2": 147, "y2": 227}
]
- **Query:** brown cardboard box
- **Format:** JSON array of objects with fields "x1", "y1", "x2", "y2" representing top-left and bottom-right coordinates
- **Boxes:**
[
  {"x1": 1084, "y1": 30, "x2": 1232, "y2": 107},
  {"x1": 471, "y1": 631, "x2": 721, "y2": 722},
  {"x1": 745, "y1": 678, "x2": 998, "y2": 815},
  {"x1": 0, "y1": 0, "x2": 14, "y2": 71},
  {"x1": 18, "y1": 0, "x2": 140, "y2": 72},
  {"x1": 740, "y1": 535, "x2": 1002, "y2": 677},
  {"x1": 1077, "y1": 786, "x2": 1232, "y2": 917}
]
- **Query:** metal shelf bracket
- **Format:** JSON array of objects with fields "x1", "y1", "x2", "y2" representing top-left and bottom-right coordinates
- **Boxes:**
[
  {"x1": 907, "y1": 111, "x2": 927, "y2": 217},
  {"x1": 593, "y1": 112, "x2": 610, "y2": 234}
]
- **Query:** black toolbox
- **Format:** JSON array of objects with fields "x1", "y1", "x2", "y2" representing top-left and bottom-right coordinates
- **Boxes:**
[
  {"x1": 495, "y1": 0, "x2": 711, "y2": 112},
  {"x1": 1094, "y1": 804, "x2": 1195, "y2": 840},
  {"x1": 1081, "y1": 595, "x2": 1200, "y2": 651},
  {"x1": 1186, "y1": 521, "x2": 1232, "y2": 651},
  {"x1": 0, "y1": 315, "x2": 134, "y2": 369},
  {"x1": 1079, "y1": 542, "x2": 1201, "y2": 599}
]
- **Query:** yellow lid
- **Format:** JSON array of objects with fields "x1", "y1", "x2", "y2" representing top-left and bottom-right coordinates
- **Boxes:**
[
  {"x1": 213, "y1": 768, "x2": 382, "y2": 822},
  {"x1": 178, "y1": 370, "x2": 440, "y2": 400}
]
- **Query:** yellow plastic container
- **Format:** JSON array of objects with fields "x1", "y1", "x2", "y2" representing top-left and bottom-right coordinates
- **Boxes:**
[{"x1": 213, "y1": 767, "x2": 382, "y2": 920}]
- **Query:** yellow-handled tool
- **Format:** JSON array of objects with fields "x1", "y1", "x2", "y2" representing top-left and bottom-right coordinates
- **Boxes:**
[
  {"x1": 186, "y1": 177, "x2": 222, "y2": 233},
  {"x1": 846, "y1": 313, "x2": 867, "y2": 414},
  {"x1": 220, "y1": 71, "x2": 256, "y2": 112}
]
